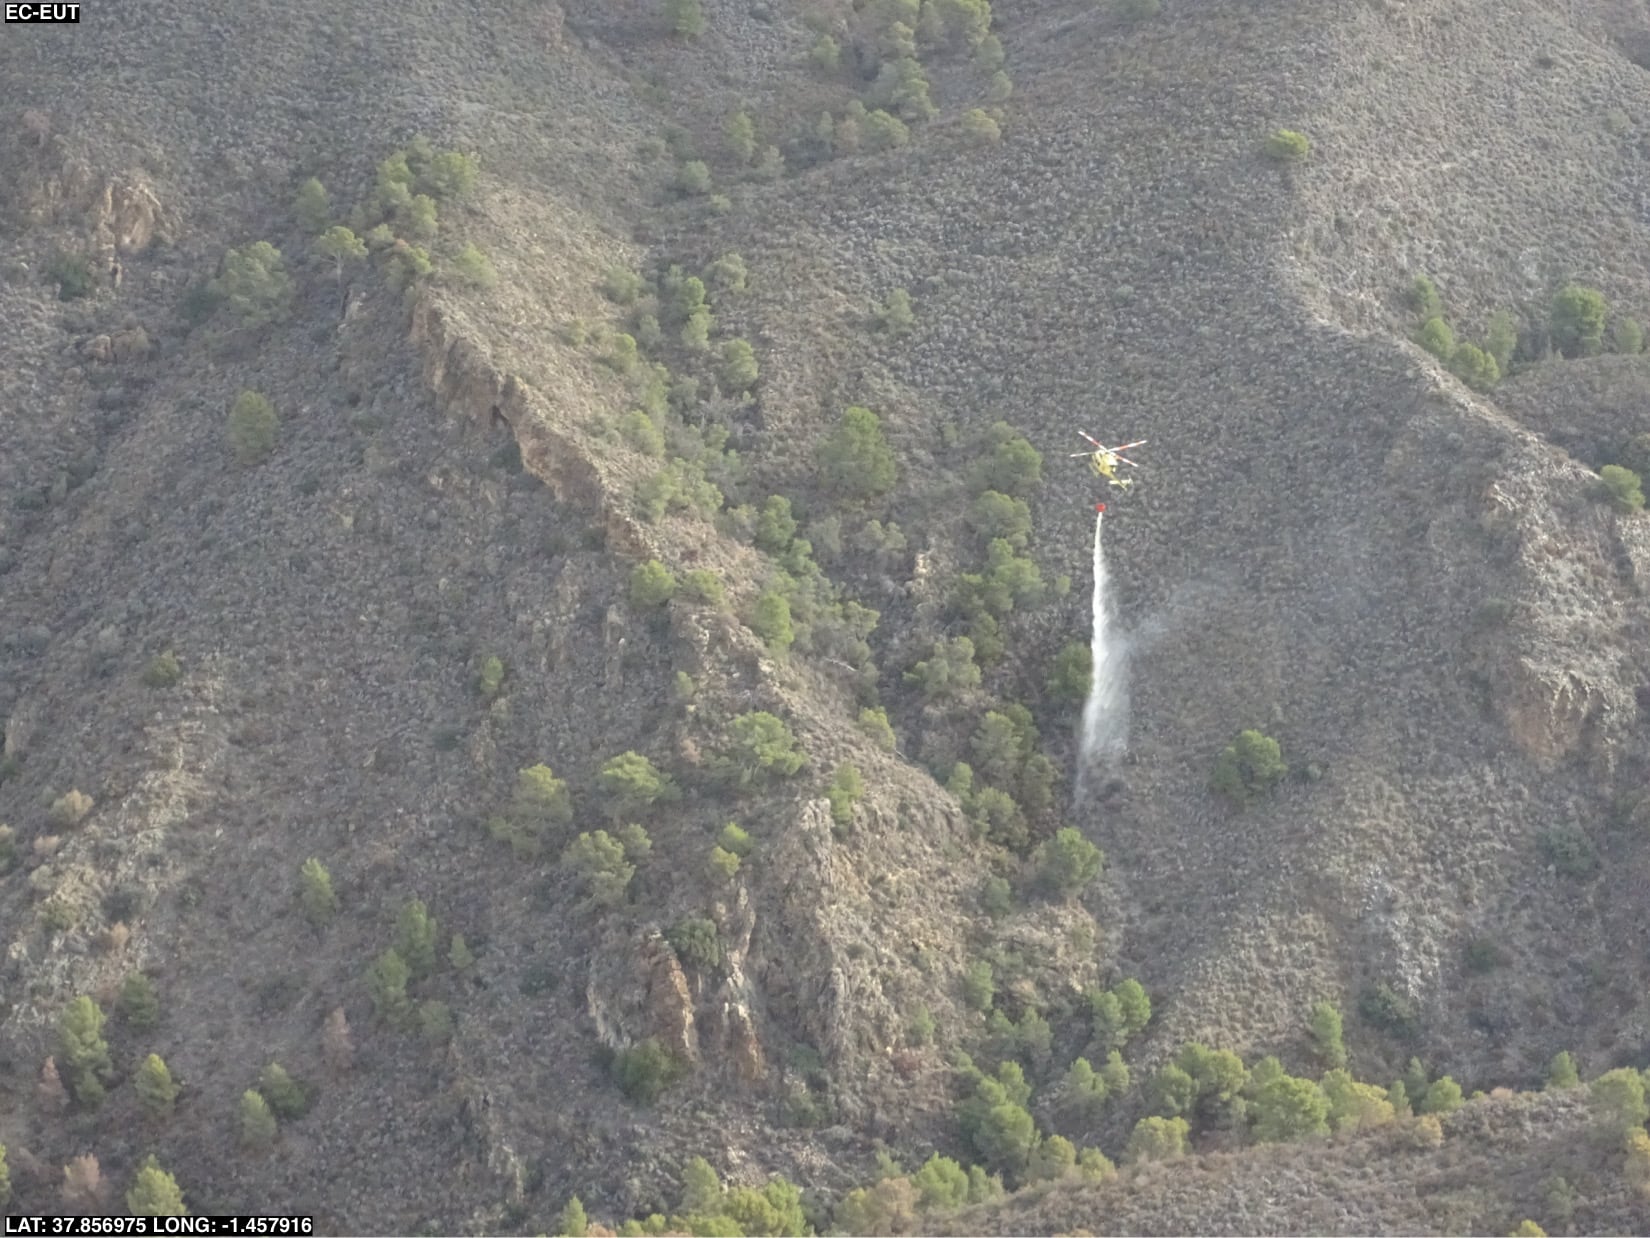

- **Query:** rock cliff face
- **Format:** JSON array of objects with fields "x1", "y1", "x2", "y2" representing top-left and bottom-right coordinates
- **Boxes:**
[{"x1": 408, "y1": 298, "x2": 652, "y2": 562}]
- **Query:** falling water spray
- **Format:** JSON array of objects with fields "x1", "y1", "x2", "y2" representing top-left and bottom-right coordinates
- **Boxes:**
[{"x1": 1078, "y1": 510, "x2": 1128, "y2": 794}]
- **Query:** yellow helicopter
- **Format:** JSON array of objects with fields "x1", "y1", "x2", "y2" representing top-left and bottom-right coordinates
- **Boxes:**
[{"x1": 1071, "y1": 432, "x2": 1147, "y2": 493}]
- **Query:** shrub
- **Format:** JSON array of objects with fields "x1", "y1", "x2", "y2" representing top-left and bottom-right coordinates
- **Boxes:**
[
  {"x1": 142, "y1": 651, "x2": 182, "y2": 687},
  {"x1": 616, "y1": 409, "x2": 665, "y2": 458},
  {"x1": 1064, "y1": 1057, "x2": 1109, "y2": 1119},
  {"x1": 668, "y1": 917, "x2": 722, "y2": 970},
  {"x1": 315, "y1": 226, "x2": 367, "y2": 286},
  {"x1": 603, "y1": 266, "x2": 646, "y2": 304},
  {"x1": 562, "y1": 830, "x2": 636, "y2": 909},
  {"x1": 1047, "y1": 641, "x2": 1092, "y2": 702},
  {"x1": 719, "y1": 712, "x2": 805, "y2": 787},
  {"x1": 1449, "y1": 342, "x2": 1500, "y2": 391},
  {"x1": 1359, "y1": 981, "x2": 1419, "y2": 1038},
  {"x1": 719, "y1": 339, "x2": 760, "y2": 393},
  {"x1": 1590, "y1": 1066, "x2": 1649, "y2": 1133},
  {"x1": 119, "y1": 973, "x2": 160, "y2": 1030},
  {"x1": 1210, "y1": 729, "x2": 1287, "y2": 806},
  {"x1": 48, "y1": 250, "x2": 96, "y2": 300},
  {"x1": 906, "y1": 637, "x2": 981, "y2": 700},
  {"x1": 1114, "y1": 0, "x2": 1161, "y2": 17},
  {"x1": 419, "y1": 1000, "x2": 453, "y2": 1044},
  {"x1": 864, "y1": 109, "x2": 911, "y2": 151},
  {"x1": 57, "y1": 996, "x2": 112, "y2": 1106},
  {"x1": 981, "y1": 875, "x2": 1014, "y2": 919},
  {"x1": 1540, "y1": 825, "x2": 1601, "y2": 876},
  {"x1": 962, "y1": 960, "x2": 995, "y2": 1011},
  {"x1": 968, "y1": 491, "x2": 1032, "y2": 548},
  {"x1": 212, "y1": 242, "x2": 293, "y2": 326},
  {"x1": 877, "y1": 287, "x2": 916, "y2": 336},
  {"x1": 706, "y1": 252, "x2": 748, "y2": 294},
  {"x1": 126, "y1": 1159, "x2": 187, "y2": 1217},
  {"x1": 258, "y1": 1062, "x2": 309, "y2": 1119},
  {"x1": 1486, "y1": 310, "x2": 1519, "y2": 371},
  {"x1": 227, "y1": 391, "x2": 278, "y2": 465},
  {"x1": 1546, "y1": 1050, "x2": 1581, "y2": 1089},
  {"x1": 382, "y1": 240, "x2": 433, "y2": 290},
  {"x1": 680, "y1": 566, "x2": 727, "y2": 608},
  {"x1": 1170, "y1": 1043, "x2": 1251, "y2": 1129},
  {"x1": 810, "y1": 33, "x2": 841, "y2": 72},
  {"x1": 1090, "y1": 978, "x2": 1152, "y2": 1048},
  {"x1": 675, "y1": 159, "x2": 712, "y2": 196},
  {"x1": 726, "y1": 110, "x2": 757, "y2": 164},
  {"x1": 488, "y1": 763, "x2": 574, "y2": 857},
  {"x1": 1418, "y1": 1076, "x2": 1463, "y2": 1115},
  {"x1": 1250, "y1": 1073, "x2": 1330, "y2": 1142},
  {"x1": 708, "y1": 845, "x2": 742, "y2": 880},
  {"x1": 602, "y1": 333, "x2": 640, "y2": 374},
  {"x1": 718, "y1": 822, "x2": 753, "y2": 858},
  {"x1": 1550, "y1": 284, "x2": 1608, "y2": 357},
  {"x1": 394, "y1": 899, "x2": 440, "y2": 979},
  {"x1": 48, "y1": 788, "x2": 93, "y2": 828},
  {"x1": 1309, "y1": 1001, "x2": 1347, "y2": 1069},
  {"x1": 1264, "y1": 129, "x2": 1309, "y2": 161},
  {"x1": 955, "y1": 539, "x2": 1046, "y2": 617},
  {"x1": 451, "y1": 244, "x2": 498, "y2": 290},
  {"x1": 134, "y1": 1054, "x2": 178, "y2": 1118},
  {"x1": 665, "y1": 0, "x2": 705, "y2": 36},
  {"x1": 477, "y1": 654, "x2": 506, "y2": 699},
  {"x1": 599, "y1": 752, "x2": 679, "y2": 818},
  {"x1": 1613, "y1": 316, "x2": 1646, "y2": 355},
  {"x1": 1034, "y1": 827, "x2": 1103, "y2": 898},
  {"x1": 900, "y1": 1005, "x2": 936, "y2": 1049},
  {"x1": 1510, "y1": 1223, "x2": 1548, "y2": 1238},
  {"x1": 973, "y1": 423, "x2": 1044, "y2": 496},
  {"x1": 1597, "y1": 465, "x2": 1645, "y2": 513},
  {"x1": 1320, "y1": 1070, "x2": 1396, "y2": 1133},
  {"x1": 1148, "y1": 1064, "x2": 1198, "y2": 1118},
  {"x1": 827, "y1": 764, "x2": 863, "y2": 825},
  {"x1": 629, "y1": 560, "x2": 677, "y2": 608},
  {"x1": 746, "y1": 591, "x2": 793, "y2": 651},
  {"x1": 556, "y1": 1197, "x2": 589, "y2": 1237},
  {"x1": 1407, "y1": 275, "x2": 1442, "y2": 319},
  {"x1": 1625, "y1": 1130, "x2": 1650, "y2": 1201},
  {"x1": 299, "y1": 858, "x2": 336, "y2": 927},
  {"x1": 366, "y1": 949, "x2": 413, "y2": 1028},
  {"x1": 239, "y1": 1089, "x2": 277, "y2": 1150},
  {"x1": 1415, "y1": 316, "x2": 1456, "y2": 360},
  {"x1": 962, "y1": 109, "x2": 1001, "y2": 146},
  {"x1": 754, "y1": 495, "x2": 798, "y2": 553},
  {"x1": 1125, "y1": 1116, "x2": 1188, "y2": 1163},
  {"x1": 613, "y1": 1038, "x2": 686, "y2": 1103},
  {"x1": 873, "y1": 58, "x2": 937, "y2": 123},
  {"x1": 450, "y1": 934, "x2": 475, "y2": 971},
  {"x1": 988, "y1": 70, "x2": 1014, "y2": 103}
]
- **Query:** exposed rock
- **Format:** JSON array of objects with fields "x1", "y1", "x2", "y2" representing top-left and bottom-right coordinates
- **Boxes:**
[
  {"x1": 407, "y1": 296, "x2": 650, "y2": 561},
  {"x1": 110, "y1": 326, "x2": 151, "y2": 361},
  {"x1": 585, "y1": 930, "x2": 698, "y2": 1063},
  {"x1": 1496, "y1": 660, "x2": 1610, "y2": 766},
  {"x1": 85, "y1": 326, "x2": 151, "y2": 364},
  {"x1": 94, "y1": 175, "x2": 164, "y2": 254},
  {"x1": 640, "y1": 932, "x2": 697, "y2": 1062}
]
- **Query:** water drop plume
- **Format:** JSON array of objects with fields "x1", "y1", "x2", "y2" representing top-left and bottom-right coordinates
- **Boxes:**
[{"x1": 1078, "y1": 511, "x2": 1129, "y2": 794}]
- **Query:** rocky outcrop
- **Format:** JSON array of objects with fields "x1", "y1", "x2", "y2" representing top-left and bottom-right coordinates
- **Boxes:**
[
  {"x1": 83, "y1": 326, "x2": 152, "y2": 364},
  {"x1": 407, "y1": 297, "x2": 650, "y2": 561},
  {"x1": 712, "y1": 887, "x2": 766, "y2": 1082},
  {"x1": 1497, "y1": 659, "x2": 1613, "y2": 767},
  {"x1": 585, "y1": 930, "x2": 698, "y2": 1062},
  {"x1": 93, "y1": 176, "x2": 163, "y2": 254}
]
